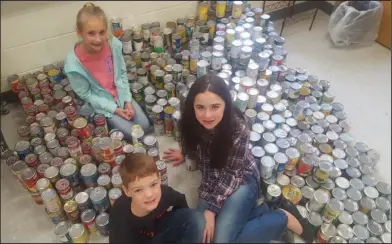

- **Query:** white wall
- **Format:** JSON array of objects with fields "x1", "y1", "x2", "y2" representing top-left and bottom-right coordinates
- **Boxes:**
[{"x1": 0, "y1": 1, "x2": 303, "y2": 92}]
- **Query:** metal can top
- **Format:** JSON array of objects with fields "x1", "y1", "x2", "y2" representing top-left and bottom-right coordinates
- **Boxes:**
[
  {"x1": 69, "y1": 223, "x2": 85, "y2": 240},
  {"x1": 111, "y1": 173, "x2": 122, "y2": 185},
  {"x1": 363, "y1": 186, "x2": 379, "y2": 199},
  {"x1": 260, "y1": 156, "x2": 275, "y2": 167},
  {"x1": 262, "y1": 120, "x2": 276, "y2": 131},
  {"x1": 367, "y1": 220, "x2": 383, "y2": 237},
  {"x1": 337, "y1": 224, "x2": 354, "y2": 240},
  {"x1": 81, "y1": 208, "x2": 96, "y2": 223},
  {"x1": 320, "y1": 223, "x2": 337, "y2": 238},
  {"x1": 334, "y1": 159, "x2": 348, "y2": 170},
  {"x1": 308, "y1": 211, "x2": 323, "y2": 226},
  {"x1": 75, "y1": 191, "x2": 89, "y2": 205},
  {"x1": 370, "y1": 209, "x2": 387, "y2": 224},
  {"x1": 339, "y1": 211, "x2": 353, "y2": 226},
  {"x1": 376, "y1": 182, "x2": 391, "y2": 196},
  {"x1": 274, "y1": 152, "x2": 288, "y2": 165},
  {"x1": 381, "y1": 233, "x2": 391, "y2": 243},
  {"x1": 301, "y1": 185, "x2": 315, "y2": 199},
  {"x1": 15, "y1": 140, "x2": 31, "y2": 152},
  {"x1": 347, "y1": 187, "x2": 363, "y2": 201},
  {"x1": 345, "y1": 147, "x2": 359, "y2": 158},
  {"x1": 347, "y1": 157, "x2": 360, "y2": 168},
  {"x1": 362, "y1": 175, "x2": 377, "y2": 187},
  {"x1": 251, "y1": 146, "x2": 265, "y2": 158},
  {"x1": 249, "y1": 131, "x2": 261, "y2": 143},
  {"x1": 264, "y1": 143, "x2": 278, "y2": 155},
  {"x1": 276, "y1": 138, "x2": 290, "y2": 150},
  {"x1": 64, "y1": 200, "x2": 78, "y2": 213},
  {"x1": 332, "y1": 148, "x2": 346, "y2": 159},
  {"x1": 97, "y1": 174, "x2": 111, "y2": 187},
  {"x1": 96, "y1": 212, "x2": 109, "y2": 227},
  {"x1": 353, "y1": 211, "x2": 369, "y2": 225},
  {"x1": 73, "y1": 117, "x2": 88, "y2": 130},
  {"x1": 80, "y1": 163, "x2": 97, "y2": 177},
  {"x1": 354, "y1": 142, "x2": 369, "y2": 153},
  {"x1": 306, "y1": 175, "x2": 320, "y2": 188},
  {"x1": 54, "y1": 221, "x2": 71, "y2": 236},
  {"x1": 344, "y1": 198, "x2": 359, "y2": 213},
  {"x1": 314, "y1": 189, "x2": 330, "y2": 204},
  {"x1": 353, "y1": 224, "x2": 369, "y2": 240},
  {"x1": 322, "y1": 178, "x2": 336, "y2": 191},
  {"x1": 41, "y1": 188, "x2": 57, "y2": 202},
  {"x1": 109, "y1": 187, "x2": 122, "y2": 202},
  {"x1": 359, "y1": 165, "x2": 373, "y2": 175},
  {"x1": 44, "y1": 165, "x2": 59, "y2": 179},
  {"x1": 358, "y1": 154, "x2": 373, "y2": 167},
  {"x1": 290, "y1": 175, "x2": 305, "y2": 188},
  {"x1": 55, "y1": 178, "x2": 70, "y2": 192},
  {"x1": 335, "y1": 177, "x2": 350, "y2": 190},
  {"x1": 332, "y1": 187, "x2": 347, "y2": 201},
  {"x1": 360, "y1": 197, "x2": 376, "y2": 212},
  {"x1": 346, "y1": 167, "x2": 361, "y2": 179},
  {"x1": 267, "y1": 184, "x2": 281, "y2": 198},
  {"x1": 90, "y1": 186, "x2": 107, "y2": 202},
  {"x1": 329, "y1": 236, "x2": 346, "y2": 243}
]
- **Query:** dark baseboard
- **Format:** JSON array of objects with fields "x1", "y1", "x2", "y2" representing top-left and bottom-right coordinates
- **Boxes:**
[{"x1": 0, "y1": 1, "x2": 334, "y2": 104}]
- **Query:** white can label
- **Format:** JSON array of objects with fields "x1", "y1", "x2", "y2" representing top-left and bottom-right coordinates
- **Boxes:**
[
  {"x1": 123, "y1": 40, "x2": 133, "y2": 54},
  {"x1": 133, "y1": 41, "x2": 144, "y2": 52},
  {"x1": 230, "y1": 46, "x2": 241, "y2": 59},
  {"x1": 212, "y1": 57, "x2": 222, "y2": 71}
]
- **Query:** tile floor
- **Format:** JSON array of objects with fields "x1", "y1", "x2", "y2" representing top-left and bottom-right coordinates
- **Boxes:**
[{"x1": 1, "y1": 11, "x2": 391, "y2": 243}]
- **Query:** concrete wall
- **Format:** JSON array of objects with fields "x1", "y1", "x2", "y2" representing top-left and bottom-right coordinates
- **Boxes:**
[{"x1": 1, "y1": 1, "x2": 307, "y2": 92}]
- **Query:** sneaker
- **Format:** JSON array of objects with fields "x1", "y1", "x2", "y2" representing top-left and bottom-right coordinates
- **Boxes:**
[{"x1": 278, "y1": 199, "x2": 314, "y2": 243}]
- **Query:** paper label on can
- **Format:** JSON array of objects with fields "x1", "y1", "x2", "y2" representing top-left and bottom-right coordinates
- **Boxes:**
[
  {"x1": 123, "y1": 40, "x2": 133, "y2": 54},
  {"x1": 133, "y1": 41, "x2": 144, "y2": 51}
]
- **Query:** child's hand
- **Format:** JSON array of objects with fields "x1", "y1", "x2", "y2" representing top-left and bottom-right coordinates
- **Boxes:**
[
  {"x1": 203, "y1": 210, "x2": 216, "y2": 243},
  {"x1": 115, "y1": 108, "x2": 131, "y2": 120},
  {"x1": 162, "y1": 148, "x2": 184, "y2": 166}
]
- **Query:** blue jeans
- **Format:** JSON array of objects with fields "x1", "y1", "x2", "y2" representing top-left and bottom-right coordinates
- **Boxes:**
[
  {"x1": 106, "y1": 100, "x2": 153, "y2": 141},
  {"x1": 152, "y1": 208, "x2": 206, "y2": 244},
  {"x1": 197, "y1": 175, "x2": 288, "y2": 243}
]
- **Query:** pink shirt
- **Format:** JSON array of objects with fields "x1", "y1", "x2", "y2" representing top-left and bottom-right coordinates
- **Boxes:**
[{"x1": 75, "y1": 41, "x2": 118, "y2": 100}]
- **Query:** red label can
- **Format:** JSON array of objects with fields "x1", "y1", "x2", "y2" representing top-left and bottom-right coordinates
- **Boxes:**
[
  {"x1": 21, "y1": 167, "x2": 39, "y2": 192},
  {"x1": 25, "y1": 153, "x2": 39, "y2": 168}
]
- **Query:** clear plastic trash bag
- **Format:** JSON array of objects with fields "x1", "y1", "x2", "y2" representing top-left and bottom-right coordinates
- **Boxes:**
[{"x1": 328, "y1": 1, "x2": 384, "y2": 46}]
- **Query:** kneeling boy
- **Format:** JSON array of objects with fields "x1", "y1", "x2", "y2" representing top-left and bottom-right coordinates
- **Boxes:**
[{"x1": 109, "y1": 153, "x2": 205, "y2": 243}]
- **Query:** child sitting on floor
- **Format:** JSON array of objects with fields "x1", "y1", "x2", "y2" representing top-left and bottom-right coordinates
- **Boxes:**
[{"x1": 109, "y1": 153, "x2": 205, "y2": 243}]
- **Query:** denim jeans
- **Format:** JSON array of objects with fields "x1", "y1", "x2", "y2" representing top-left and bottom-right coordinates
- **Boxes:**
[
  {"x1": 106, "y1": 100, "x2": 153, "y2": 141},
  {"x1": 197, "y1": 175, "x2": 288, "y2": 243},
  {"x1": 151, "y1": 208, "x2": 206, "y2": 244}
]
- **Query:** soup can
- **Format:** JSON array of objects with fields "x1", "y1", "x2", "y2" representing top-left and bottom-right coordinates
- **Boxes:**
[
  {"x1": 69, "y1": 223, "x2": 89, "y2": 243},
  {"x1": 322, "y1": 198, "x2": 344, "y2": 223},
  {"x1": 281, "y1": 185, "x2": 302, "y2": 205},
  {"x1": 55, "y1": 178, "x2": 74, "y2": 202},
  {"x1": 54, "y1": 221, "x2": 73, "y2": 243},
  {"x1": 164, "y1": 106, "x2": 175, "y2": 136},
  {"x1": 46, "y1": 207, "x2": 67, "y2": 225},
  {"x1": 97, "y1": 174, "x2": 112, "y2": 190},
  {"x1": 260, "y1": 156, "x2": 275, "y2": 179},
  {"x1": 80, "y1": 163, "x2": 98, "y2": 188},
  {"x1": 317, "y1": 223, "x2": 337, "y2": 243},
  {"x1": 21, "y1": 167, "x2": 39, "y2": 192},
  {"x1": 111, "y1": 173, "x2": 123, "y2": 188},
  {"x1": 96, "y1": 212, "x2": 110, "y2": 237},
  {"x1": 266, "y1": 184, "x2": 281, "y2": 205},
  {"x1": 90, "y1": 186, "x2": 110, "y2": 213},
  {"x1": 44, "y1": 166, "x2": 60, "y2": 184},
  {"x1": 156, "y1": 160, "x2": 167, "y2": 183},
  {"x1": 308, "y1": 211, "x2": 324, "y2": 235},
  {"x1": 60, "y1": 163, "x2": 80, "y2": 187},
  {"x1": 81, "y1": 209, "x2": 97, "y2": 233},
  {"x1": 75, "y1": 191, "x2": 92, "y2": 212},
  {"x1": 64, "y1": 200, "x2": 80, "y2": 222},
  {"x1": 14, "y1": 140, "x2": 32, "y2": 160},
  {"x1": 41, "y1": 188, "x2": 62, "y2": 213},
  {"x1": 109, "y1": 187, "x2": 122, "y2": 206},
  {"x1": 306, "y1": 189, "x2": 330, "y2": 212}
]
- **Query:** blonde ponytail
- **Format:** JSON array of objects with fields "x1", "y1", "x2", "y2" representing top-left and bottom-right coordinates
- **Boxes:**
[{"x1": 76, "y1": 2, "x2": 108, "y2": 32}]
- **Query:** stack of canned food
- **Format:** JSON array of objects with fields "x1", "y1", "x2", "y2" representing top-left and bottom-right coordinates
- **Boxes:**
[{"x1": 4, "y1": 1, "x2": 391, "y2": 243}]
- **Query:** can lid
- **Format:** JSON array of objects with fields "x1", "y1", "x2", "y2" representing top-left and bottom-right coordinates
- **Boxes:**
[
  {"x1": 80, "y1": 163, "x2": 97, "y2": 177},
  {"x1": 267, "y1": 184, "x2": 281, "y2": 198},
  {"x1": 332, "y1": 187, "x2": 347, "y2": 201},
  {"x1": 335, "y1": 177, "x2": 350, "y2": 190},
  {"x1": 343, "y1": 198, "x2": 359, "y2": 213},
  {"x1": 54, "y1": 221, "x2": 71, "y2": 236},
  {"x1": 362, "y1": 175, "x2": 377, "y2": 187},
  {"x1": 353, "y1": 211, "x2": 369, "y2": 225},
  {"x1": 338, "y1": 211, "x2": 353, "y2": 226},
  {"x1": 337, "y1": 224, "x2": 354, "y2": 240},
  {"x1": 276, "y1": 138, "x2": 290, "y2": 150},
  {"x1": 308, "y1": 211, "x2": 323, "y2": 226},
  {"x1": 376, "y1": 182, "x2": 391, "y2": 195},
  {"x1": 334, "y1": 159, "x2": 348, "y2": 170},
  {"x1": 260, "y1": 156, "x2": 274, "y2": 167},
  {"x1": 371, "y1": 208, "x2": 387, "y2": 224},
  {"x1": 75, "y1": 191, "x2": 89, "y2": 205},
  {"x1": 251, "y1": 146, "x2": 265, "y2": 158},
  {"x1": 90, "y1": 186, "x2": 107, "y2": 202},
  {"x1": 367, "y1": 220, "x2": 383, "y2": 236},
  {"x1": 264, "y1": 143, "x2": 278, "y2": 155},
  {"x1": 321, "y1": 223, "x2": 337, "y2": 238},
  {"x1": 322, "y1": 178, "x2": 335, "y2": 191},
  {"x1": 97, "y1": 174, "x2": 111, "y2": 186},
  {"x1": 290, "y1": 175, "x2": 305, "y2": 188},
  {"x1": 111, "y1": 173, "x2": 123, "y2": 185},
  {"x1": 273, "y1": 152, "x2": 288, "y2": 165},
  {"x1": 363, "y1": 186, "x2": 379, "y2": 199}
]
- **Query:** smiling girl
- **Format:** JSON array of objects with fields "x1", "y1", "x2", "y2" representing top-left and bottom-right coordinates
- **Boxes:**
[
  {"x1": 164, "y1": 74, "x2": 314, "y2": 243},
  {"x1": 64, "y1": 3, "x2": 151, "y2": 140}
]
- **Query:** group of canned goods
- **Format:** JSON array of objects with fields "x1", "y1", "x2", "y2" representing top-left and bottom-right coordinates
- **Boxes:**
[{"x1": 4, "y1": 1, "x2": 391, "y2": 243}]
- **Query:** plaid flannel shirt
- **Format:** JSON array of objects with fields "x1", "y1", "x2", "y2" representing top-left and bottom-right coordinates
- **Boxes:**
[{"x1": 197, "y1": 117, "x2": 261, "y2": 214}]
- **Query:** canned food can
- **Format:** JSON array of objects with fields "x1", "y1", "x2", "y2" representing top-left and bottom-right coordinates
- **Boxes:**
[
  {"x1": 64, "y1": 200, "x2": 80, "y2": 222},
  {"x1": 323, "y1": 198, "x2": 344, "y2": 223},
  {"x1": 307, "y1": 189, "x2": 330, "y2": 212},
  {"x1": 281, "y1": 185, "x2": 302, "y2": 205},
  {"x1": 54, "y1": 221, "x2": 73, "y2": 243},
  {"x1": 90, "y1": 186, "x2": 110, "y2": 213},
  {"x1": 55, "y1": 178, "x2": 74, "y2": 202},
  {"x1": 260, "y1": 156, "x2": 275, "y2": 179},
  {"x1": 111, "y1": 173, "x2": 123, "y2": 188},
  {"x1": 80, "y1": 163, "x2": 98, "y2": 188},
  {"x1": 96, "y1": 212, "x2": 110, "y2": 237},
  {"x1": 317, "y1": 223, "x2": 337, "y2": 243},
  {"x1": 109, "y1": 187, "x2": 122, "y2": 206},
  {"x1": 21, "y1": 167, "x2": 39, "y2": 192},
  {"x1": 266, "y1": 184, "x2": 281, "y2": 204},
  {"x1": 41, "y1": 188, "x2": 62, "y2": 213},
  {"x1": 156, "y1": 160, "x2": 167, "y2": 183},
  {"x1": 69, "y1": 223, "x2": 89, "y2": 243},
  {"x1": 46, "y1": 207, "x2": 67, "y2": 225}
]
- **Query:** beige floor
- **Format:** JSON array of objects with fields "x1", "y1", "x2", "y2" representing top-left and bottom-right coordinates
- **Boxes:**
[{"x1": 1, "y1": 11, "x2": 391, "y2": 242}]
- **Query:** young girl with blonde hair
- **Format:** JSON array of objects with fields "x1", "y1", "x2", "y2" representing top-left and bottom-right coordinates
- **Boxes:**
[{"x1": 64, "y1": 3, "x2": 151, "y2": 140}]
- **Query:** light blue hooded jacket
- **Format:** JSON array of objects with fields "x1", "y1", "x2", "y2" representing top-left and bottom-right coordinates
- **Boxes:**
[{"x1": 64, "y1": 37, "x2": 132, "y2": 118}]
